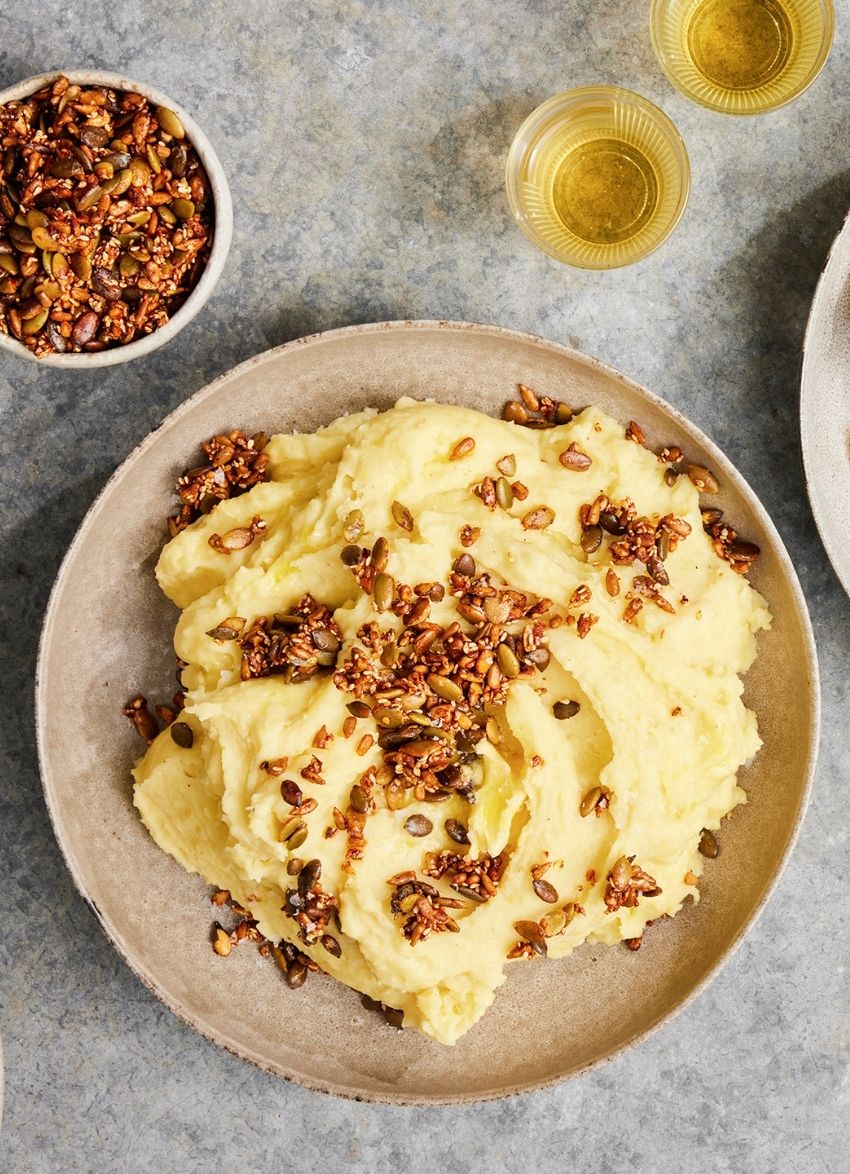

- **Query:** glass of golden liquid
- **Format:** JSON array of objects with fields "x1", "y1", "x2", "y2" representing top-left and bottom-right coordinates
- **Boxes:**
[
  {"x1": 505, "y1": 86, "x2": 690, "y2": 269},
  {"x1": 650, "y1": 0, "x2": 834, "y2": 114}
]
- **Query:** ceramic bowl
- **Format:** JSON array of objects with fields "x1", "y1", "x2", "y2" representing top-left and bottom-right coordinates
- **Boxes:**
[{"x1": 0, "y1": 70, "x2": 232, "y2": 368}]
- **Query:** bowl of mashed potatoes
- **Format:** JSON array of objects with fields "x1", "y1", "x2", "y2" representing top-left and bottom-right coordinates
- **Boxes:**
[{"x1": 36, "y1": 321, "x2": 818, "y2": 1102}]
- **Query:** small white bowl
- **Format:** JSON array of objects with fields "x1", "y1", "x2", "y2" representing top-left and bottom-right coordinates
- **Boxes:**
[{"x1": 0, "y1": 70, "x2": 233, "y2": 368}]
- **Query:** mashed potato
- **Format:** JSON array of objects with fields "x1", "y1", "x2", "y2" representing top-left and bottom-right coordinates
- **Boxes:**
[{"x1": 132, "y1": 397, "x2": 770, "y2": 1045}]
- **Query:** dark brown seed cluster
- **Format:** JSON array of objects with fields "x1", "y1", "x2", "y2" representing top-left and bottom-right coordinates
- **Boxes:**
[
  {"x1": 502, "y1": 385, "x2": 574, "y2": 429},
  {"x1": 123, "y1": 688, "x2": 186, "y2": 743},
  {"x1": 603, "y1": 856, "x2": 661, "y2": 913},
  {"x1": 233, "y1": 594, "x2": 342, "y2": 682},
  {"x1": 283, "y1": 858, "x2": 341, "y2": 953},
  {"x1": 208, "y1": 514, "x2": 267, "y2": 555},
  {"x1": 0, "y1": 74, "x2": 212, "y2": 357},
  {"x1": 333, "y1": 549, "x2": 552, "y2": 806},
  {"x1": 423, "y1": 849, "x2": 507, "y2": 902},
  {"x1": 701, "y1": 509, "x2": 760, "y2": 574},
  {"x1": 169, "y1": 430, "x2": 270, "y2": 535},
  {"x1": 387, "y1": 870, "x2": 465, "y2": 944}
]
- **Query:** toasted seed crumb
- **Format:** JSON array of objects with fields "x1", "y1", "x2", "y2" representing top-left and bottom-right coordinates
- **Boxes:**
[
  {"x1": 459, "y1": 524, "x2": 480, "y2": 547},
  {"x1": 449, "y1": 436, "x2": 475, "y2": 460},
  {"x1": 625, "y1": 420, "x2": 645, "y2": 445}
]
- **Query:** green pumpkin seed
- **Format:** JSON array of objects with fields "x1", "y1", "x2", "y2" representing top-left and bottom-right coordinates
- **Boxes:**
[
  {"x1": 103, "y1": 168, "x2": 133, "y2": 196},
  {"x1": 119, "y1": 254, "x2": 141, "y2": 278},
  {"x1": 496, "y1": 643, "x2": 520, "y2": 679},
  {"x1": 169, "y1": 721, "x2": 194, "y2": 748},
  {"x1": 427, "y1": 673, "x2": 464, "y2": 703},
  {"x1": 158, "y1": 205, "x2": 177, "y2": 227},
  {"x1": 156, "y1": 105, "x2": 186, "y2": 139},
  {"x1": 514, "y1": 920, "x2": 547, "y2": 955},
  {"x1": 172, "y1": 198, "x2": 195, "y2": 220},
  {"x1": 541, "y1": 908, "x2": 567, "y2": 937},
  {"x1": 70, "y1": 254, "x2": 92, "y2": 280},
  {"x1": 580, "y1": 525, "x2": 602, "y2": 554},
  {"x1": 391, "y1": 500, "x2": 414, "y2": 531},
  {"x1": 0, "y1": 253, "x2": 17, "y2": 275},
  {"x1": 76, "y1": 185, "x2": 103, "y2": 214},
  {"x1": 349, "y1": 784, "x2": 370, "y2": 813},
  {"x1": 404, "y1": 814, "x2": 433, "y2": 837},
  {"x1": 25, "y1": 210, "x2": 49, "y2": 229},
  {"x1": 373, "y1": 572, "x2": 394, "y2": 612},
  {"x1": 21, "y1": 307, "x2": 48, "y2": 334},
  {"x1": 579, "y1": 786, "x2": 603, "y2": 817},
  {"x1": 495, "y1": 476, "x2": 514, "y2": 510},
  {"x1": 146, "y1": 144, "x2": 163, "y2": 174},
  {"x1": 126, "y1": 209, "x2": 152, "y2": 226},
  {"x1": 31, "y1": 226, "x2": 69, "y2": 253}
]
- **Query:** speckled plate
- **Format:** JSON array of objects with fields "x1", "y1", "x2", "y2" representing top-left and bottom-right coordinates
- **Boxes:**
[
  {"x1": 36, "y1": 321, "x2": 818, "y2": 1104},
  {"x1": 801, "y1": 211, "x2": 850, "y2": 596}
]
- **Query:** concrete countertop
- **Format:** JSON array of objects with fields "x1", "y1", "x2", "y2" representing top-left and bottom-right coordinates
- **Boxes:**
[{"x1": 1, "y1": 1, "x2": 847, "y2": 1170}]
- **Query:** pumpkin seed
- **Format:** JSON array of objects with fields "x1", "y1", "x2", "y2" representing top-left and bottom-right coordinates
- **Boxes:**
[
  {"x1": 373, "y1": 572, "x2": 394, "y2": 612},
  {"x1": 559, "y1": 445, "x2": 592, "y2": 470},
  {"x1": 554, "y1": 402, "x2": 574, "y2": 424},
  {"x1": 25, "y1": 210, "x2": 49, "y2": 229},
  {"x1": 172, "y1": 198, "x2": 195, "y2": 220},
  {"x1": 169, "y1": 721, "x2": 194, "y2": 748},
  {"x1": 158, "y1": 205, "x2": 177, "y2": 227},
  {"x1": 170, "y1": 142, "x2": 188, "y2": 176},
  {"x1": 496, "y1": 453, "x2": 516, "y2": 477},
  {"x1": 687, "y1": 465, "x2": 719, "y2": 494},
  {"x1": 427, "y1": 673, "x2": 464, "y2": 703},
  {"x1": 21, "y1": 308, "x2": 48, "y2": 334},
  {"x1": 92, "y1": 266, "x2": 122, "y2": 301},
  {"x1": 579, "y1": 786, "x2": 603, "y2": 817},
  {"x1": 156, "y1": 105, "x2": 186, "y2": 139},
  {"x1": 103, "y1": 168, "x2": 133, "y2": 196},
  {"x1": 445, "y1": 819, "x2": 470, "y2": 845},
  {"x1": 542, "y1": 908, "x2": 567, "y2": 936},
  {"x1": 698, "y1": 829, "x2": 719, "y2": 858},
  {"x1": 404, "y1": 814, "x2": 433, "y2": 837},
  {"x1": 657, "y1": 530, "x2": 670, "y2": 561},
  {"x1": 495, "y1": 476, "x2": 514, "y2": 510},
  {"x1": 599, "y1": 510, "x2": 626, "y2": 535},
  {"x1": 119, "y1": 254, "x2": 141, "y2": 278},
  {"x1": 286, "y1": 825, "x2": 309, "y2": 851},
  {"x1": 31, "y1": 226, "x2": 70, "y2": 253},
  {"x1": 80, "y1": 124, "x2": 110, "y2": 149},
  {"x1": 49, "y1": 157, "x2": 83, "y2": 179},
  {"x1": 373, "y1": 707, "x2": 404, "y2": 728},
  {"x1": 485, "y1": 717, "x2": 501, "y2": 745},
  {"x1": 503, "y1": 400, "x2": 528, "y2": 424},
  {"x1": 145, "y1": 143, "x2": 163, "y2": 174},
  {"x1": 346, "y1": 700, "x2": 372, "y2": 718},
  {"x1": 533, "y1": 878, "x2": 559, "y2": 903},
  {"x1": 514, "y1": 920, "x2": 547, "y2": 955},
  {"x1": 286, "y1": 961, "x2": 307, "y2": 988},
  {"x1": 312, "y1": 628, "x2": 340, "y2": 653},
  {"x1": 453, "y1": 553, "x2": 475, "y2": 577},
  {"x1": 527, "y1": 646, "x2": 551, "y2": 670},
  {"x1": 104, "y1": 150, "x2": 132, "y2": 171},
  {"x1": 371, "y1": 536, "x2": 389, "y2": 572},
  {"x1": 321, "y1": 934, "x2": 342, "y2": 958},
  {"x1": 280, "y1": 780, "x2": 303, "y2": 807},
  {"x1": 392, "y1": 500, "x2": 414, "y2": 531},
  {"x1": 343, "y1": 509, "x2": 364, "y2": 541},
  {"x1": 0, "y1": 253, "x2": 17, "y2": 275},
  {"x1": 349, "y1": 784, "x2": 370, "y2": 813},
  {"x1": 212, "y1": 925, "x2": 232, "y2": 957},
  {"x1": 70, "y1": 254, "x2": 92, "y2": 280},
  {"x1": 298, "y1": 858, "x2": 322, "y2": 894},
  {"x1": 553, "y1": 700, "x2": 580, "y2": 720},
  {"x1": 664, "y1": 468, "x2": 678, "y2": 487},
  {"x1": 580, "y1": 525, "x2": 602, "y2": 553},
  {"x1": 611, "y1": 856, "x2": 631, "y2": 888},
  {"x1": 496, "y1": 643, "x2": 520, "y2": 678},
  {"x1": 340, "y1": 543, "x2": 362, "y2": 566}
]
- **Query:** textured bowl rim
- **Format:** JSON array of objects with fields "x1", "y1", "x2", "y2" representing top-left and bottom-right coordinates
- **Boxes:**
[
  {"x1": 0, "y1": 69, "x2": 233, "y2": 368},
  {"x1": 649, "y1": 0, "x2": 836, "y2": 116},
  {"x1": 504, "y1": 85, "x2": 691, "y2": 270},
  {"x1": 35, "y1": 320, "x2": 820, "y2": 1104}
]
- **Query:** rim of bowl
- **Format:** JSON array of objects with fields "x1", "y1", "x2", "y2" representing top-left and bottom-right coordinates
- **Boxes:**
[
  {"x1": 0, "y1": 70, "x2": 233, "y2": 368},
  {"x1": 504, "y1": 85, "x2": 691, "y2": 270},
  {"x1": 649, "y1": 0, "x2": 836, "y2": 116}
]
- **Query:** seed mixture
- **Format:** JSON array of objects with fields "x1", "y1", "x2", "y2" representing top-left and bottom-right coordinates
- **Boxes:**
[
  {"x1": 128, "y1": 393, "x2": 770, "y2": 1044},
  {"x1": 0, "y1": 74, "x2": 212, "y2": 356}
]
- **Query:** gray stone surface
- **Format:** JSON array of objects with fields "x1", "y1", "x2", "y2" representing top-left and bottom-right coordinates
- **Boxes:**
[{"x1": 1, "y1": 1, "x2": 848, "y2": 1170}]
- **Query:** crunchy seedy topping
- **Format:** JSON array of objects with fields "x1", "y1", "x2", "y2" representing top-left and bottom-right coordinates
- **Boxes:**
[
  {"x1": 169, "y1": 430, "x2": 270, "y2": 534},
  {"x1": 237, "y1": 594, "x2": 342, "y2": 682},
  {"x1": 333, "y1": 548, "x2": 553, "y2": 805},
  {"x1": 625, "y1": 420, "x2": 646, "y2": 444},
  {"x1": 387, "y1": 872, "x2": 464, "y2": 945},
  {"x1": 283, "y1": 858, "x2": 340, "y2": 950},
  {"x1": 604, "y1": 855, "x2": 661, "y2": 913},
  {"x1": 502, "y1": 388, "x2": 574, "y2": 429},
  {"x1": 423, "y1": 849, "x2": 507, "y2": 902},
  {"x1": 459, "y1": 524, "x2": 480, "y2": 547},
  {"x1": 0, "y1": 75, "x2": 213, "y2": 358},
  {"x1": 449, "y1": 436, "x2": 475, "y2": 460},
  {"x1": 702, "y1": 510, "x2": 760, "y2": 574},
  {"x1": 576, "y1": 612, "x2": 598, "y2": 639}
]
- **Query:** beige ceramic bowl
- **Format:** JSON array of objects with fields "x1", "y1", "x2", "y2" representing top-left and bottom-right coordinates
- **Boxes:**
[
  {"x1": 0, "y1": 70, "x2": 233, "y2": 368},
  {"x1": 36, "y1": 321, "x2": 818, "y2": 1103}
]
